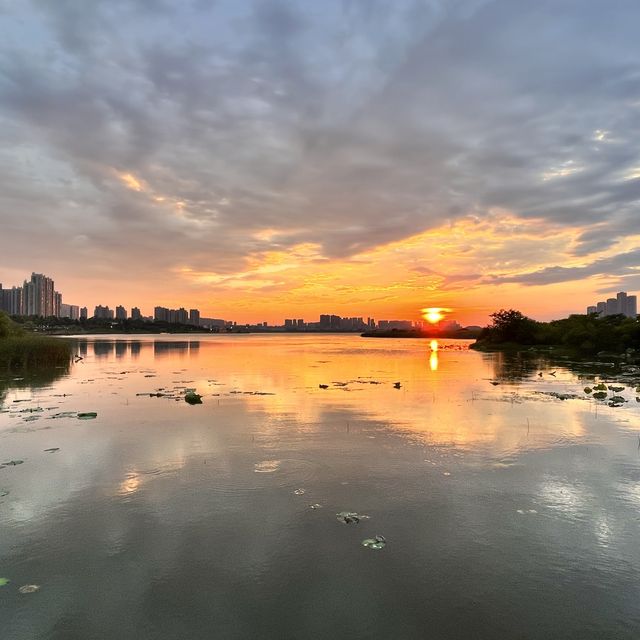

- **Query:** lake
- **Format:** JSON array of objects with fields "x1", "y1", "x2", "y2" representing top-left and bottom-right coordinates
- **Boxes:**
[{"x1": 1, "y1": 334, "x2": 640, "y2": 639}]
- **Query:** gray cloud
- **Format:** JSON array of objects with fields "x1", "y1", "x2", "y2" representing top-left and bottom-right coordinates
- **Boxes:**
[
  {"x1": 1, "y1": 0, "x2": 639, "y2": 286},
  {"x1": 487, "y1": 249, "x2": 640, "y2": 286}
]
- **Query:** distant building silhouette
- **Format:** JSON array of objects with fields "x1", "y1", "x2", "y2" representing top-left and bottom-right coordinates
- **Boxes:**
[{"x1": 587, "y1": 291, "x2": 637, "y2": 318}]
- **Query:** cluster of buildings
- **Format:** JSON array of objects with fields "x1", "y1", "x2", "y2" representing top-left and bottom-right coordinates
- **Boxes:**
[
  {"x1": 0, "y1": 272, "x2": 203, "y2": 326},
  {"x1": 0, "y1": 272, "x2": 78, "y2": 318},
  {"x1": 586, "y1": 291, "x2": 637, "y2": 319}
]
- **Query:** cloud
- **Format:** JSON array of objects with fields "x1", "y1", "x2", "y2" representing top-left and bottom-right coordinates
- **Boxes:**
[
  {"x1": 1, "y1": 0, "x2": 640, "y2": 313},
  {"x1": 488, "y1": 248, "x2": 640, "y2": 286}
]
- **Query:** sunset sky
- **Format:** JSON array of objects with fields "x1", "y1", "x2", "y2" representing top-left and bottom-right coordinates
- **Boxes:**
[{"x1": 1, "y1": 0, "x2": 639, "y2": 325}]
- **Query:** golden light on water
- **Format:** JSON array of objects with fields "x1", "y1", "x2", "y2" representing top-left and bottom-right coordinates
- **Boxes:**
[
  {"x1": 429, "y1": 339, "x2": 439, "y2": 371},
  {"x1": 421, "y1": 307, "x2": 452, "y2": 324}
]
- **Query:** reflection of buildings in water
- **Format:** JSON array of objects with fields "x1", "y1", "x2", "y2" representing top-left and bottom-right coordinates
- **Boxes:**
[
  {"x1": 115, "y1": 342, "x2": 127, "y2": 359},
  {"x1": 93, "y1": 341, "x2": 115, "y2": 359},
  {"x1": 153, "y1": 341, "x2": 199, "y2": 357},
  {"x1": 130, "y1": 341, "x2": 141, "y2": 359},
  {"x1": 77, "y1": 341, "x2": 88, "y2": 357}
]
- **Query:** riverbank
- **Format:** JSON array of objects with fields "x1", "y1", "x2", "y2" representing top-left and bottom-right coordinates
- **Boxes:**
[{"x1": 0, "y1": 312, "x2": 72, "y2": 369}]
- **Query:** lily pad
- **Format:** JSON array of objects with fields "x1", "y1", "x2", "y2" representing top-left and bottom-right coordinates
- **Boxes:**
[
  {"x1": 583, "y1": 387, "x2": 593, "y2": 394},
  {"x1": 592, "y1": 392, "x2": 608, "y2": 400},
  {"x1": 362, "y1": 535, "x2": 386, "y2": 550},
  {"x1": 184, "y1": 391, "x2": 202, "y2": 405},
  {"x1": 77, "y1": 412, "x2": 97, "y2": 420}
]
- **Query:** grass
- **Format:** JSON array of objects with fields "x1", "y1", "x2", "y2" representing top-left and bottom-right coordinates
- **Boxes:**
[
  {"x1": 0, "y1": 334, "x2": 72, "y2": 369},
  {"x1": 0, "y1": 312, "x2": 72, "y2": 369}
]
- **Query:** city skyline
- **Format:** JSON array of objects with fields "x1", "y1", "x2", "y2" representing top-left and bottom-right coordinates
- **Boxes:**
[
  {"x1": 1, "y1": 2, "x2": 640, "y2": 324},
  {"x1": 2, "y1": 270, "x2": 637, "y2": 327}
]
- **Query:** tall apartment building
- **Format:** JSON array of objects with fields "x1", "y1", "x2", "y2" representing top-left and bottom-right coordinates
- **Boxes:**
[
  {"x1": 189, "y1": 309, "x2": 200, "y2": 326},
  {"x1": 131, "y1": 307, "x2": 142, "y2": 320},
  {"x1": 115, "y1": 305, "x2": 127, "y2": 320},
  {"x1": 94, "y1": 305, "x2": 114, "y2": 319},
  {"x1": 587, "y1": 291, "x2": 638, "y2": 318}
]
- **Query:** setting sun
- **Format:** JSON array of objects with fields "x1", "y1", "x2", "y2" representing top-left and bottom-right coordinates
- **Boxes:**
[{"x1": 421, "y1": 307, "x2": 451, "y2": 324}]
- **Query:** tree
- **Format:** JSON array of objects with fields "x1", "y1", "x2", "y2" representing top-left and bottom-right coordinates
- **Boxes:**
[{"x1": 486, "y1": 309, "x2": 538, "y2": 344}]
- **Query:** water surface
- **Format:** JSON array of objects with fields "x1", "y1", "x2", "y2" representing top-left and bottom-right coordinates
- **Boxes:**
[{"x1": 2, "y1": 334, "x2": 640, "y2": 639}]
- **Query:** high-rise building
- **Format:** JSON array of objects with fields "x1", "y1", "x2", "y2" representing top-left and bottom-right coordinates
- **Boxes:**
[
  {"x1": 80, "y1": 307, "x2": 88, "y2": 320},
  {"x1": 59, "y1": 304, "x2": 80, "y2": 320},
  {"x1": 587, "y1": 291, "x2": 638, "y2": 318},
  {"x1": 0, "y1": 285, "x2": 24, "y2": 315},
  {"x1": 131, "y1": 307, "x2": 142, "y2": 320},
  {"x1": 586, "y1": 306, "x2": 597, "y2": 315},
  {"x1": 94, "y1": 305, "x2": 114, "y2": 319},
  {"x1": 189, "y1": 309, "x2": 200, "y2": 326},
  {"x1": 115, "y1": 305, "x2": 127, "y2": 320},
  {"x1": 23, "y1": 273, "x2": 56, "y2": 316}
]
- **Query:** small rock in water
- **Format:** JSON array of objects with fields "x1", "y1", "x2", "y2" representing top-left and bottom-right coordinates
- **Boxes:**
[
  {"x1": 362, "y1": 535, "x2": 386, "y2": 550},
  {"x1": 18, "y1": 584, "x2": 40, "y2": 594}
]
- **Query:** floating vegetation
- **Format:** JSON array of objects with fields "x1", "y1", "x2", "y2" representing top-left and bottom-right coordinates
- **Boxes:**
[
  {"x1": 584, "y1": 387, "x2": 593, "y2": 394},
  {"x1": 44, "y1": 448, "x2": 60, "y2": 453},
  {"x1": 18, "y1": 584, "x2": 40, "y2": 594},
  {"x1": 318, "y1": 384, "x2": 329, "y2": 389},
  {"x1": 293, "y1": 488, "x2": 306, "y2": 495},
  {"x1": 309, "y1": 503, "x2": 322, "y2": 510},
  {"x1": 50, "y1": 411, "x2": 77, "y2": 419},
  {"x1": 0, "y1": 490, "x2": 9, "y2": 497},
  {"x1": 608, "y1": 386, "x2": 625, "y2": 393},
  {"x1": 594, "y1": 383, "x2": 607, "y2": 391},
  {"x1": 336, "y1": 511, "x2": 369, "y2": 524},
  {"x1": 2, "y1": 460, "x2": 24, "y2": 466},
  {"x1": 362, "y1": 535, "x2": 386, "y2": 550},
  {"x1": 0, "y1": 578, "x2": 9, "y2": 587},
  {"x1": 77, "y1": 412, "x2": 97, "y2": 420},
  {"x1": 393, "y1": 382, "x2": 402, "y2": 389},
  {"x1": 184, "y1": 391, "x2": 202, "y2": 405},
  {"x1": 592, "y1": 392, "x2": 608, "y2": 400}
]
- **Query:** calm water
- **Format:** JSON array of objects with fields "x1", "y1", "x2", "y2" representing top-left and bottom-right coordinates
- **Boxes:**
[{"x1": 2, "y1": 334, "x2": 640, "y2": 639}]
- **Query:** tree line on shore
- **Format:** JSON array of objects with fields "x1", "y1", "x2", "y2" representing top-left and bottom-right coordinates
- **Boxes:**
[{"x1": 474, "y1": 309, "x2": 640, "y2": 354}]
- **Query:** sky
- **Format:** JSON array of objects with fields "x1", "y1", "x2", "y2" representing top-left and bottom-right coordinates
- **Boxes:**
[{"x1": 1, "y1": 0, "x2": 639, "y2": 325}]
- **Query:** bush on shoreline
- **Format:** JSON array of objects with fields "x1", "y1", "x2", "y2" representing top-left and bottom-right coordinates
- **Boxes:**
[
  {"x1": 474, "y1": 309, "x2": 640, "y2": 355},
  {"x1": 0, "y1": 312, "x2": 72, "y2": 369}
]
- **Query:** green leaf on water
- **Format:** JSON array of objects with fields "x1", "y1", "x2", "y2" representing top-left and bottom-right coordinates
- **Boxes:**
[{"x1": 0, "y1": 578, "x2": 9, "y2": 587}]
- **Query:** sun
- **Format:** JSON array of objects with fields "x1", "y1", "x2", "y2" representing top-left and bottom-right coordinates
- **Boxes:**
[{"x1": 421, "y1": 307, "x2": 451, "y2": 324}]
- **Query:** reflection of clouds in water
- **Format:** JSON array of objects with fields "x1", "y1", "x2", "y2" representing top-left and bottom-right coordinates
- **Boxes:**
[
  {"x1": 254, "y1": 460, "x2": 281, "y2": 473},
  {"x1": 538, "y1": 478, "x2": 588, "y2": 518}
]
